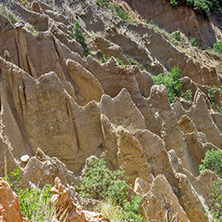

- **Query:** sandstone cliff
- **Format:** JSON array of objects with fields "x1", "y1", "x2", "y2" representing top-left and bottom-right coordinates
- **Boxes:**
[{"x1": 0, "y1": 0, "x2": 222, "y2": 221}]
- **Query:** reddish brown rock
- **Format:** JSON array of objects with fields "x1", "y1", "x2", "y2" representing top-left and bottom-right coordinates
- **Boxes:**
[
  {"x1": 51, "y1": 177, "x2": 108, "y2": 222},
  {"x1": 0, "y1": 178, "x2": 23, "y2": 222}
]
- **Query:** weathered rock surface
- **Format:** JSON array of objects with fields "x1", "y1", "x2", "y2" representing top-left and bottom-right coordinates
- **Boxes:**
[
  {"x1": 123, "y1": 0, "x2": 219, "y2": 48},
  {"x1": 51, "y1": 177, "x2": 108, "y2": 222},
  {"x1": 20, "y1": 148, "x2": 79, "y2": 188},
  {"x1": 176, "y1": 173, "x2": 209, "y2": 222},
  {"x1": 0, "y1": 178, "x2": 24, "y2": 222},
  {"x1": 0, "y1": 0, "x2": 222, "y2": 220},
  {"x1": 142, "y1": 174, "x2": 190, "y2": 222}
]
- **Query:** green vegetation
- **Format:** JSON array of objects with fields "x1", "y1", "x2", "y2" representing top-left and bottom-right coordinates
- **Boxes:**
[
  {"x1": 170, "y1": 0, "x2": 222, "y2": 18},
  {"x1": 209, "y1": 179, "x2": 222, "y2": 221},
  {"x1": 181, "y1": 89, "x2": 193, "y2": 101},
  {"x1": 199, "y1": 149, "x2": 222, "y2": 177},
  {"x1": 75, "y1": 153, "x2": 128, "y2": 204},
  {"x1": 213, "y1": 41, "x2": 222, "y2": 53},
  {"x1": 189, "y1": 37, "x2": 197, "y2": 47},
  {"x1": 18, "y1": 185, "x2": 53, "y2": 221},
  {"x1": 199, "y1": 149, "x2": 222, "y2": 221},
  {"x1": 71, "y1": 20, "x2": 90, "y2": 56},
  {"x1": 96, "y1": 0, "x2": 112, "y2": 8},
  {"x1": 3, "y1": 169, "x2": 54, "y2": 221},
  {"x1": 95, "y1": 0, "x2": 133, "y2": 23},
  {"x1": 75, "y1": 153, "x2": 143, "y2": 221},
  {"x1": 25, "y1": 24, "x2": 38, "y2": 36},
  {"x1": 128, "y1": 57, "x2": 146, "y2": 71},
  {"x1": 153, "y1": 66, "x2": 193, "y2": 103},
  {"x1": 208, "y1": 86, "x2": 222, "y2": 114},
  {"x1": 115, "y1": 6, "x2": 130, "y2": 21},
  {"x1": 0, "y1": 4, "x2": 37, "y2": 36},
  {"x1": 172, "y1": 29, "x2": 182, "y2": 42},
  {"x1": 97, "y1": 56, "x2": 126, "y2": 66},
  {"x1": 0, "y1": 4, "x2": 18, "y2": 24},
  {"x1": 153, "y1": 66, "x2": 182, "y2": 103},
  {"x1": 115, "y1": 58, "x2": 126, "y2": 66}
]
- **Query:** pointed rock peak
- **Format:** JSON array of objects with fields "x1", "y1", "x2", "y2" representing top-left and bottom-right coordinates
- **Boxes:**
[
  {"x1": 134, "y1": 177, "x2": 151, "y2": 195},
  {"x1": 37, "y1": 71, "x2": 61, "y2": 83},
  {"x1": 4, "y1": 50, "x2": 12, "y2": 62},
  {"x1": 149, "y1": 85, "x2": 170, "y2": 109},
  {"x1": 86, "y1": 54, "x2": 97, "y2": 64},
  {"x1": 193, "y1": 88, "x2": 204, "y2": 104},
  {"x1": 178, "y1": 115, "x2": 196, "y2": 134},
  {"x1": 106, "y1": 56, "x2": 117, "y2": 67},
  {"x1": 100, "y1": 93, "x2": 112, "y2": 105},
  {"x1": 192, "y1": 88, "x2": 210, "y2": 112},
  {"x1": 0, "y1": 55, "x2": 33, "y2": 80},
  {"x1": 150, "y1": 85, "x2": 168, "y2": 100},
  {"x1": 172, "y1": 100, "x2": 187, "y2": 119},
  {"x1": 113, "y1": 88, "x2": 131, "y2": 102},
  {"x1": 0, "y1": 13, "x2": 14, "y2": 27},
  {"x1": 66, "y1": 58, "x2": 78, "y2": 67},
  {"x1": 197, "y1": 169, "x2": 219, "y2": 181},
  {"x1": 35, "y1": 148, "x2": 47, "y2": 161},
  {"x1": 142, "y1": 174, "x2": 189, "y2": 221},
  {"x1": 100, "y1": 113, "x2": 110, "y2": 124}
]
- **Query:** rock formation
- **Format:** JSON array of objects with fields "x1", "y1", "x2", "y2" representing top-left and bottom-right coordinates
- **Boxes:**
[
  {"x1": 51, "y1": 177, "x2": 108, "y2": 222},
  {"x1": 0, "y1": 178, "x2": 24, "y2": 222},
  {"x1": 0, "y1": 0, "x2": 222, "y2": 221}
]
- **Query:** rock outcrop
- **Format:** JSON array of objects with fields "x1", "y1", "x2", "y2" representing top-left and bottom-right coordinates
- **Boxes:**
[
  {"x1": 123, "y1": 0, "x2": 219, "y2": 48},
  {"x1": 0, "y1": 0, "x2": 222, "y2": 220},
  {"x1": 0, "y1": 178, "x2": 24, "y2": 222},
  {"x1": 51, "y1": 177, "x2": 108, "y2": 222},
  {"x1": 142, "y1": 175, "x2": 190, "y2": 222}
]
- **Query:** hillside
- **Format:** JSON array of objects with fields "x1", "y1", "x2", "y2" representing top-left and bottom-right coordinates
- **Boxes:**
[{"x1": 0, "y1": 0, "x2": 222, "y2": 221}]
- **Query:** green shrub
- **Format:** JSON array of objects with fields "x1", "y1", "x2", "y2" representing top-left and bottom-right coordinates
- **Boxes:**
[
  {"x1": 213, "y1": 41, "x2": 222, "y2": 53},
  {"x1": 3, "y1": 169, "x2": 53, "y2": 221},
  {"x1": 182, "y1": 89, "x2": 193, "y2": 101},
  {"x1": 208, "y1": 86, "x2": 218, "y2": 101},
  {"x1": 209, "y1": 179, "x2": 222, "y2": 221},
  {"x1": 115, "y1": 58, "x2": 126, "y2": 66},
  {"x1": 189, "y1": 37, "x2": 197, "y2": 47},
  {"x1": 114, "y1": 5, "x2": 130, "y2": 21},
  {"x1": 100, "y1": 196, "x2": 143, "y2": 222},
  {"x1": 200, "y1": 150, "x2": 222, "y2": 220},
  {"x1": 170, "y1": 0, "x2": 180, "y2": 7},
  {"x1": 199, "y1": 149, "x2": 222, "y2": 177},
  {"x1": 122, "y1": 196, "x2": 143, "y2": 222},
  {"x1": 3, "y1": 168, "x2": 20, "y2": 192},
  {"x1": 169, "y1": 0, "x2": 222, "y2": 18},
  {"x1": 153, "y1": 66, "x2": 182, "y2": 103},
  {"x1": 172, "y1": 29, "x2": 181, "y2": 42},
  {"x1": 18, "y1": 185, "x2": 53, "y2": 221},
  {"x1": 96, "y1": 0, "x2": 132, "y2": 23},
  {"x1": 75, "y1": 153, "x2": 143, "y2": 221},
  {"x1": 0, "y1": 4, "x2": 18, "y2": 24},
  {"x1": 75, "y1": 153, "x2": 129, "y2": 206},
  {"x1": 208, "y1": 86, "x2": 222, "y2": 114},
  {"x1": 71, "y1": 20, "x2": 90, "y2": 56},
  {"x1": 96, "y1": 0, "x2": 112, "y2": 8},
  {"x1": 100, "y1": 199, "x2": 124, "y2": 222}
]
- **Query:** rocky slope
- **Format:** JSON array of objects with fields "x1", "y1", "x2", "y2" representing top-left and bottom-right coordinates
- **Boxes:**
[{"x1": 0, "y1": 0, "x2": 222, "y2": 221}]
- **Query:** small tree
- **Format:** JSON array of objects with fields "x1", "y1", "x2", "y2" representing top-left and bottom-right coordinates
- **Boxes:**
[
  {"x1": 153, "y1": 66, "x2": 182, "y2": 103},
  {"x1": 76, "y1": 153, "x2": 129, "y2": 206},
  {"x1": 209, "y1": 179, "x2": 222, "y2": 221},
  {"x1": 199, "y1": 149, "x2": 222, "y2": 221},
  {"x1": 3, "y1": 169, "x2": 53, "y2": 221},
  {"x1": 75, "y1": 153, "x2": 143, "y2": 221},
  {"x1": 199, "y1": 149, "x2": 222, "y2": 177},
  {"x1": 213, "y1": 41, "x2": 222, "y2": 53},
  {"x1": 71, "y1": 20, "x2": 90, "y2": 56}
]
